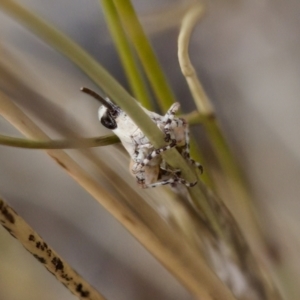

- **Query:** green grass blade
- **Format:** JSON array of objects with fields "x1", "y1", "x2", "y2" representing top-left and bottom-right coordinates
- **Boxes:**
[
  {"x1": 113, "y1": 0, "x2": 176, "y2": 112},
  {"x1": 0, "y1": 134, "x2": 118, "y2": 149},
  {"x1": 100, "y1": 0, "x2": 152, "y2": 109}
]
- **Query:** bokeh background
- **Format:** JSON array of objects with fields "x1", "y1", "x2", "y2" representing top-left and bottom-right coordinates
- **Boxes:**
[{"x1": 0, "y1": 0, "x2": 300, "y2": 299}]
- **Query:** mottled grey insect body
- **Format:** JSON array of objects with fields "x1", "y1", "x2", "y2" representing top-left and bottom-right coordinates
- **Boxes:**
[{"x1": 82, "y1": 87, "x2": 202, "y2": 188}]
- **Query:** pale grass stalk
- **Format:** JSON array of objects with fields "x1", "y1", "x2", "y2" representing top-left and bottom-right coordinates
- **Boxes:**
[
  {"x1": 178, "y1": 4, "x2": 213, "y2": 116},
  {"x1": 0, "y1": 197, "x2": 106, "y2": 300},
  {"x1": 99, "y1": 0, "x2": 152, "y2": 109},
  {"x1": 0, "y1": 90, "x2": 236, "y2": 300},
  {"x1": 178, "y1": 4, "x2": 282, "y2": 300},
  {"x1": 178, "y1": 3, "x2": 268, "y2": 261}
]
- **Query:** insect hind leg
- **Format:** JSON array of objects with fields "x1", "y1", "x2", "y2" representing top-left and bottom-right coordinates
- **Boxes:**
[
  {"x1": 143, "y1": 177, "x2": 197, "y2": 188},
  {"x1": 181, "y1": 120, "x2": 204, "y2": 173}
]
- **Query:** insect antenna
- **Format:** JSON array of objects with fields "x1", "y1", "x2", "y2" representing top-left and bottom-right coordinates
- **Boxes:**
[{"x1": 80, "y1": 87, "x2": 116, "y2": 112}]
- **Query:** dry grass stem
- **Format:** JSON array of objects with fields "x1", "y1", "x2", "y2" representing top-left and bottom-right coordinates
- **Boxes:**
[
  {"x1": 178, "y1": 4, "x2": 214, "y2": 116},
  {"x1": 0, "y1": 197, "x2": 106, "y2": 300}
]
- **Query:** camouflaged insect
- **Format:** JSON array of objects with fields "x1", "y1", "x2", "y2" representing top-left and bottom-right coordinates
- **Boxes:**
[{"x1": 81, "y1": 87, "x2": 203, "y2": 188}]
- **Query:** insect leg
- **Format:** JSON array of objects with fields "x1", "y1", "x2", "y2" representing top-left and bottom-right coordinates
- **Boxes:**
[
  {"x1": 162, "y1": 103, "x2": 180, "y2": 142},
  {"x1": 143, "y1": 177, "x2": 177, "y2": 188},
  {"x1": 177, "y1": 177, "x2": 198, "y2": 187},
  {"x1": 181, "y1": 120, "x2": 204, "y2": 173},
  {"x1": 142, "y1": 176, "x2": 197, "y2": 188},
  {"x1": 139, "y1": 139, "x2": 177, "y2": 167},
  {"x1": 132, "y1": 166, "x2": 148, "y2": 188},
  {"x1": 136, "y1": 176, "x2": 147, "y2": 188},
  {"x1": 162, "y1": 103, "x2": 180, "y2": 123},
  {"x1": 133, "y1": 161, "x2": 197, "y2": 188}
]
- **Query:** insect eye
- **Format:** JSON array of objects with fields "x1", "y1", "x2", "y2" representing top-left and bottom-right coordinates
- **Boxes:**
[
  {"x1": 111, "y1": 110, "x2": 119, "y2": 118},
  {"x1": 100, "y1": 112, "x2": 117, "y2": 130}
]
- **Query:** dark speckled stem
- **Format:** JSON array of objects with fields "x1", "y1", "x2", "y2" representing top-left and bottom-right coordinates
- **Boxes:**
[{"x1": 0, "y1": 197, "x2": 106, "y2": 300}]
